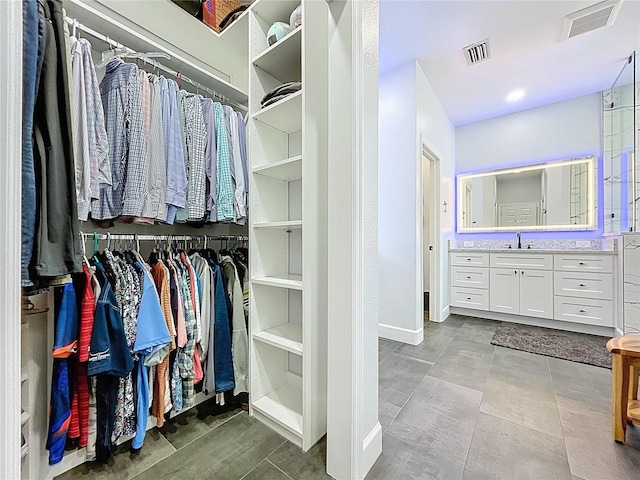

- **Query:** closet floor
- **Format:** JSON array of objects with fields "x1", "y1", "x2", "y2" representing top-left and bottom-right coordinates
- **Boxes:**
[
  {"x1": 369, "y1": 314, "x2": 640, "y2": 480},
  {"x1": 56, "y1": 315, "x2": 640, "y2": 480}
]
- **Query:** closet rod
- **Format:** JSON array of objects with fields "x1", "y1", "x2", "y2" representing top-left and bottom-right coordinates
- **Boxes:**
[
  {"x1": 81, "y1": 233, "x2": 248, "y2": 241},
  {"x1": 63, "y1": 16, "x2": 248, "y2": 112}
]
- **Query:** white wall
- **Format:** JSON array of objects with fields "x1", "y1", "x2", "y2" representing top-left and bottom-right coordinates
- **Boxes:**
[
  {"x1": 496, "y1": 175, "x2": 542, "y2": 206},
  {"x1": 456, "y1": 93, "x2": 602, "y2": 172},
  {"x1": 423, "y1": 152, "x2": 431, "y2": 292},
  {"x1": 378, "y1": 60, "x2": 455, "y2": 340},
  {"x1": 545, "y1": 166, "x2": 572, "y2": 225},
  {"x1": 378, "y1": 62, "x2": 421, "y2": 341},
  {"x1": 416, "y1": 62, "x2": 456, "y2": 322}
]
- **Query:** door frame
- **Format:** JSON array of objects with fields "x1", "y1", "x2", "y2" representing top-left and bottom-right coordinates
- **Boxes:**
[{"x1": 420, "y1": 138, "x2": 443, "y2": 322}]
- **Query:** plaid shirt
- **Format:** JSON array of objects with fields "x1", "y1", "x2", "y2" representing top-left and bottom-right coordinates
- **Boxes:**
[
  {"x1": 182, "y1": 93, "x2": 207, "y2": 221},
  {"x1": 70, "y1": 38, "x2": 110, "y2": 221},
  {"x1": 170, "y1": 258, "x2": 197, "y2": 409},
  {"x1": 214, "y1": 102, "x2": 234, "y2": 221},
  {"x1": 93, "y1": 59, "x2": 148, "y2": 219}
]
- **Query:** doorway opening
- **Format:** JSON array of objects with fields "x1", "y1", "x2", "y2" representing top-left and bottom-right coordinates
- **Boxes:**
[{"x1": 421, "y1": 141, "x2": 442, "y2": 323}]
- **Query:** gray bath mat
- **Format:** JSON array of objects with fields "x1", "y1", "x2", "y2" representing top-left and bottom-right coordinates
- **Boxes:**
[{"x1": 490, "y1": 324, "x2": 611, "y2": 369}]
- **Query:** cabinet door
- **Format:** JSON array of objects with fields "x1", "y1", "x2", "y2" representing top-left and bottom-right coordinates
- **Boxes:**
[
  {"x1": 519, "y1": 269, "x2": 554, "y2": 319},
  {"x1": 490, "y1": 268, "x2": 520, "y2": 314}
]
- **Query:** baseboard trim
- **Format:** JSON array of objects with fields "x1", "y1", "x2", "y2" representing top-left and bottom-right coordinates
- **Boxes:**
[
  {"x1": 450, "y1": 307, "x2": 616, "y2": 337},
  {"x1": 362, "y1": 422, "x2": 382, "y2": 477},
  {"x1": 378, "y1": 323, "x2": 423, "y2": 345}
]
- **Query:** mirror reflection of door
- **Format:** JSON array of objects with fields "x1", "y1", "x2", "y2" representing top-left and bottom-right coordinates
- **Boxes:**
[{"x1": 499, "y1": 202, "x2": 539, "y2": 226}]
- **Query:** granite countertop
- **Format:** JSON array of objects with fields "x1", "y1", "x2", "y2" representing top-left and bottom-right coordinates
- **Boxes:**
[{"x1": 450, "y1": 248, "x2": 618, "y2": 255}]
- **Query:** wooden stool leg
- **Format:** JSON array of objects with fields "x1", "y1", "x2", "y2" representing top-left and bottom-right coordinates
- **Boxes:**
[
  {"x1": 612, "y1": 353, "x2": 630, "y2": 443},
  {"x1": 630, "y1": 365, "x2": 639, "y2": 402}
]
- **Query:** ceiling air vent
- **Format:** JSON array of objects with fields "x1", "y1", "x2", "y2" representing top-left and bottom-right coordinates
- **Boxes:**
[
  {"x1": 463, "y1": 39, "x2": 491, "y2": 66},
  {"x1": 563, "y1": 0, "x2": 624, "y2": 40}
]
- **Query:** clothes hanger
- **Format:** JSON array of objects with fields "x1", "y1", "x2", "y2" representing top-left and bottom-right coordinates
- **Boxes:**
[{"x1": 80, "y1": 232, "x2": 90, "y2": 267}]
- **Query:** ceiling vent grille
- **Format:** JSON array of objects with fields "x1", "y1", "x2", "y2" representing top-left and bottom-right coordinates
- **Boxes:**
[
  {"x1": 463, "y1": 39, "x2": 491, "y2": 66},
  {"x1": 563, "y1": 0, "x2": 624, "y2": 40}
]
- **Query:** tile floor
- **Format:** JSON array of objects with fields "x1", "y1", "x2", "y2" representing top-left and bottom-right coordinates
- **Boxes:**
[{"x1": 57, "y1": 315, "x2": 640, "y2": 480}]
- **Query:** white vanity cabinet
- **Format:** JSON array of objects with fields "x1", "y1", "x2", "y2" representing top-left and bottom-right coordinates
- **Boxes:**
[
  {"x1": 449, "y1": 249, "x2": 617, "y2": 333},
  {"x1": 489, "y1": 257, "x2": 554, "y2": 319},
  {"x1": 553, "y1": 254, "x2": 614, "y2": 327},
  {"x1": 450, "y1": 253, "x2": 489, "y2": 311}
]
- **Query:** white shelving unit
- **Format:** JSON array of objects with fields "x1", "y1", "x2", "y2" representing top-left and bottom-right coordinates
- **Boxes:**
[{"x1": 248, "y1": 0, "x2": 329, "y2": 452}]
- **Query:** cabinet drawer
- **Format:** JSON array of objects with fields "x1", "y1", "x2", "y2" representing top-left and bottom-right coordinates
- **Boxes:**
[
  {"x1": 553, "y1": 297, "x2": 614, "y2": 327},
  {"x1": 553, "y1": 254, "x2": 613, "y2": 274},
  {"x1": 451, "y1": 266, "x2": 489, "y2": 289},
  {"x1": 554, "y1": 271, "x2": 613, "y2": 301},
  {"x1": 490, "y1": 253, "x2": 553, "y2": 270},
  {"x1": 450, "y1": 287, "x2": 489, "y2": 311},
  {"x1": 450, "y1": 252, "x2": 489, "y2": 268}
]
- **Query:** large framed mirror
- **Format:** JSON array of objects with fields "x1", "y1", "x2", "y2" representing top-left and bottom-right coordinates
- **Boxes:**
[{"x1": 457, "y1": 156, "x2": 597, "y2": 232}]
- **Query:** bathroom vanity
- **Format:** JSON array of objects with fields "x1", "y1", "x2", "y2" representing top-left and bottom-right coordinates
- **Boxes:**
[{"x1": 449, "y1": 246, "x2": 621, "y2": 336}]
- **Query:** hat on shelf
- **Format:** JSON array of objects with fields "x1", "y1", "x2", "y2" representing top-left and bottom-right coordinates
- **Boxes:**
[
  {"x1": 290, "y1": 5, "x2": 302, "y2": 28},
  {"x1": 267, "y1": 21, "x2": 293, "y2": 46}
]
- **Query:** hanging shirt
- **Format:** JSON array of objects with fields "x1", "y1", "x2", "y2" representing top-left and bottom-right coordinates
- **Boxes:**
[
  {"x1": 236, "y1": 111, "x2": 248, "y2": 210},
  {"x1": 137, "y1": 75, "x2": 167, "y2": 222},
  {"x1": 214, "y1": 102, "x2": 234, "y2": 222},
  {"x1": 182, "y1": 93, "x2": 208, "y2": 221},
  {"x1": 160, "y1": 77, "x2": 187, "y2": 224},
  {"x1": 201, "y1": 98, "x2": 217, "y2": 220},
  {"x1": 225, "y1": 106, "x2": 246, "y2": 222},
  {"x1": 93, "y1": 58, "x2": 148, "y2": 219}
]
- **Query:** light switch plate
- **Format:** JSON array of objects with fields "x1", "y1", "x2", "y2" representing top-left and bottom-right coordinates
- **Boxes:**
[{"x1": 575, "y1": 240, "x2": 591, "y2": 248}]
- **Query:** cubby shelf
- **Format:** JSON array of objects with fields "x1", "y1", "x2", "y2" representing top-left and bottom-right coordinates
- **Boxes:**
[
  {"x1": 252, "y1": 384, "x2": 303, "y2": 437},
  {"x1": 253, "y1": 220, "x2": 302, "y2": 230},
  {"x1": 253, "y1": 27, "x2": 302, "y2": 81},
  {"x1": 253, "y1": 324, "x2": 303, "y2": 355},
  {"x1": 253, "y1": 90, "x2": 302, "y2": 133},
  {"x1": 252, "y1": 275, "x2": 303, "y2": 290},
  {"x1": 253, "y1": 155, "x2": 302, "y2": 182}
]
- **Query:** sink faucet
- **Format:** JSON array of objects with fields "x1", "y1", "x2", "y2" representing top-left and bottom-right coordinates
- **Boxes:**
[{"x1": 516, "y1": 232, "x2": 522, "y2": 249}]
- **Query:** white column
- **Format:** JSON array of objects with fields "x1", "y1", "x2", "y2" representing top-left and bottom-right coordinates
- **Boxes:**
[
  {"x1": 326, "y1": 1, "x2": 381, "y2": 479},
  {"x1": 0, "y1": 1, "x2": 23, "y2": 477}
]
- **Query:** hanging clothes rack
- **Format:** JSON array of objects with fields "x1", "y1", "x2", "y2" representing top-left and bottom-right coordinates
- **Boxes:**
[
  {"x1": 63, "y1": 16, "x2": 248, "y2": 111},
  {"x1": 81, "y1": 233, "x2": 248, "y2": 242}
]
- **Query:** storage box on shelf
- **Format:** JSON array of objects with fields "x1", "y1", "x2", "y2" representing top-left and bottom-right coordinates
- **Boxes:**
[{"x1": 248, "y1": 0, "x2": 328, "y2": 452}]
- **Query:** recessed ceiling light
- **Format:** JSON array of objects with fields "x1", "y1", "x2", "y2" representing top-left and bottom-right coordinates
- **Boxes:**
[{"x1": 507, "y1": 90, "x2": 525, "y2": 102}]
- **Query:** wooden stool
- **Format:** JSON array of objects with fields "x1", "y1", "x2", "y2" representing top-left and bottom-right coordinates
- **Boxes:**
[{"x1": 606, "y1": 336, "x2": 640, "y2": 443}]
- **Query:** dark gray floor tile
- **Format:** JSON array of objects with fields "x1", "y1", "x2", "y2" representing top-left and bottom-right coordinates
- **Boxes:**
[
  {"x1": 556, "y1": 399, "x2": 640, "y2": 480},
  {"x1": 242, "y1": 460, "x2": 292, "y2": 480},
  {"x1": 386, "y1": 376, "x2": 482, "y2": 478},
  {"x1": 157, "y1": 409, "x2": 208, "y2": 450},
  {"x1": 268, "y1": 437, "x2": 330, "y2": 480},
  {"x1": 131, "y1": 412, "x2": 285, "y2": 480},
  {"x1": 378, "y1": 400, "x2": 401, "y2": 431},
  {"x1": 366, "y1": 432, "x2": 463, "y2": 480},
  {"x1": 395, "y1": 328, "x2": 456, "y2": 363},
  {"x1": 425, "y1": 314, "x2": 467, "y2": 332},
  {"x1": 378, "y1": 338, "x2": 402, "y2": 362},
  {"x1": 55, "y1": 430, "x2": 176, "y2": 480},
  {"x1": 548, "y1": 357, "x2": 611, "y2": 411},
  {"x1": 480, "y1": 350, "x2": 563, "y2": 438},
  {"x1": 491, "y1": 346, "x2": 551, "y2": 377},
  {"x1": 457, "y1": 317, "x2": 500, "y2": 343},
  {"x1": 462, "y1": 412, "x2": 572, "y2": 480},
  {"x1": 427, "y1": 336, "x2": 495, "y2": 392},
  {"x1": 378, "y1": 352, "x2": 433, "y2": 408}
]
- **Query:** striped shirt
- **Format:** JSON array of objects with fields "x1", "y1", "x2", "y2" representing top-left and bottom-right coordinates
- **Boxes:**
[
  {"x1": 93, "y1": 59, "x2": 148, "y2": 219},
  {"x1": 182, "y1": 93, "x2": 207, "y2": 221},
  {"x1": 214, "y1": 102, "x2": 234, "y2": 221}
]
